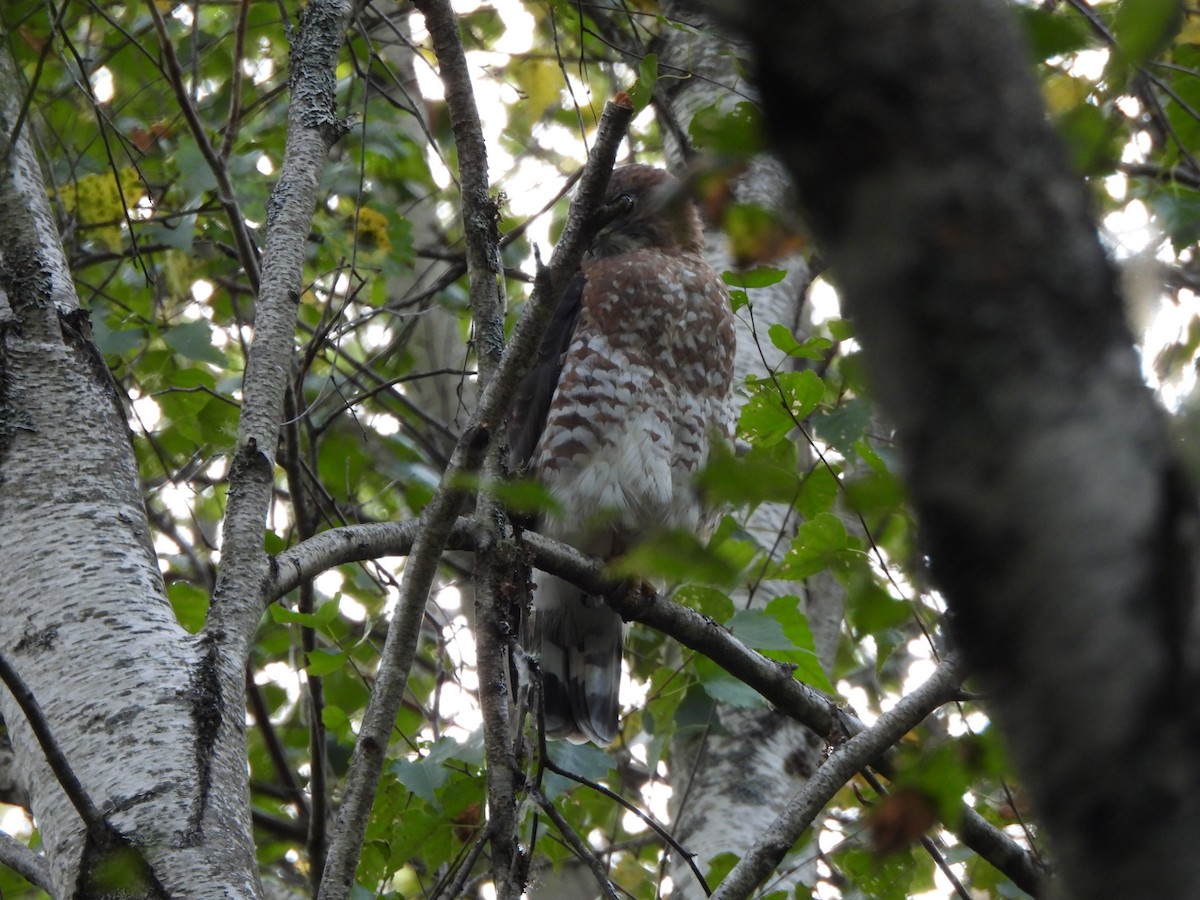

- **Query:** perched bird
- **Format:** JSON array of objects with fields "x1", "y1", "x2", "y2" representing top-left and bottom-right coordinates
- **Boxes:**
[{"x1": 508, "y1": 164, "x2": 737, "y2": 744}]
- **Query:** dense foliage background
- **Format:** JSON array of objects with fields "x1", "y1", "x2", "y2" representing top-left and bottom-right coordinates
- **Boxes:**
[{"x1": 2, "y1": 0, "x2": 1199, "y2": 897}]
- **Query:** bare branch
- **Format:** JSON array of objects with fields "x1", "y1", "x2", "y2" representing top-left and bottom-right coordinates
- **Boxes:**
[
  {"x1": 406, "y1": 1, "x2": 518, "y2": 892},
  {"x1": 206, "y1": 0, "x2": 363, "y2": 656},
  {"x1": 0, "y1": 831, "x2": 50, "y2": 893},
  {"x1": 710, "y1": 653, "x2": 967, "y2": 899},
  {"x1": 542, "y1": 754, "x2": 712, "y2": 896},
  {"x1": 530, "y1": 788, "x2": 620, "y2": 900},
  {"x1": 144, "y1": 0, "x2": 262, "y2": 291},
  {"x1": 271, "y1": 520, "x2": 1042, "y2": 892},
  {"x1": 0, "y1": 653, "x2": 107, "y2": 839}
]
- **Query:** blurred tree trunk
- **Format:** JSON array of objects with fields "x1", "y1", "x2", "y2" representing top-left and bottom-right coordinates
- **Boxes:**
[{"x1": 731, "y1": 0, "x2": 1200, "y2": 897}]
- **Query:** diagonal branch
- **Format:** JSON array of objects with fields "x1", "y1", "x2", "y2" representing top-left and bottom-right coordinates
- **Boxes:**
[
  {"x1": 0, "y1": 653, "x2": 108, "y2": 841},
  {"x1": 144, "y1": 0, "x2": 262, "y2": 291},
  {"x1": 0, "y1": 830, "x2": 49, "y2": 893},
  {"x1": 530, "y1": 788, "x2": 621, "y2": 900},
  {"x1": 710, "y1": 653, "x2": 967, "y2": 900},
  {"x1": 206, "y1": 0, "x2": 364, "y2": 657}
]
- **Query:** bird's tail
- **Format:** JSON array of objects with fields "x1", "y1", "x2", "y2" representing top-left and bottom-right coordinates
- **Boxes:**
[{"x1": 531, "y1": 572, "x2": 623, "y2": 745}]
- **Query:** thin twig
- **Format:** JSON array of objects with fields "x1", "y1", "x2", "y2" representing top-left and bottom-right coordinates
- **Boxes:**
[
  {"x1": 0, "y1": 652, "x2": 108, "y2": 841},
  {"x1": 530, "y1": 788, "x2": 621, "y2": 900},
  {"x1": 542, "y1": 755, "x2": 712, "y2": 896},
  {"x1": 0, "y1": 830, "x2": 50, "y2": 892},
  {"x1": 144, "y1": 0, "x2": 262, "y2": 290},
  {"x1": 858, "y1": 768, "x2": 971, "y2": 900},
  {"x1": 219, "y1": 0, "x2": 252, "y2": 161}
]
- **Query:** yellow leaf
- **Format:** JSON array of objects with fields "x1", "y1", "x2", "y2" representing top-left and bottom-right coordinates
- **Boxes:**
[
  {"x1": 1042, "y1": 72, "x2": 1091, "y2": 114},
  {"x1": 509, "y1": 58, "x2": 561, "y2": 117}
]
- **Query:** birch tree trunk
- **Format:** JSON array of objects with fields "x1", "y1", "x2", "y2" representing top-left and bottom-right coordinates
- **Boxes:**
[
  {"x1": 0, "y1": 39, "x2": 261, "y2": 897},
  {"x1": 0, "y1": 1, "x2": 363, "y2": 893}
]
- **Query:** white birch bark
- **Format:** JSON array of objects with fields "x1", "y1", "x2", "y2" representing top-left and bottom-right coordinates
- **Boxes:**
[{"x1": 0, "y1": 38, "x2": 261, "y2": 898}]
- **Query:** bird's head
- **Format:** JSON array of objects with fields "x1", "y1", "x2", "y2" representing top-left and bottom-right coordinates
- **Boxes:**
[{"x1": 587, "y1": 164, "x2": 706, "y2": 259}]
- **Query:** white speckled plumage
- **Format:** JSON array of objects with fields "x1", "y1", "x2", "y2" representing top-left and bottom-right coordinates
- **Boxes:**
[{"x1": 510, "y1": 165, "x2": 736, "y2": 744}]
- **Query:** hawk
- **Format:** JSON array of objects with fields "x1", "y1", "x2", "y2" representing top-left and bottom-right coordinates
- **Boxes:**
[{"x1": 508, "y1": 164, "x2": 736, "y2": 745}]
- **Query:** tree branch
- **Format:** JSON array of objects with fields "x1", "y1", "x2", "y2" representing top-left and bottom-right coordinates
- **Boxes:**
[
  {"x1": 407, "y1": 1, "x2": 519, "y2": 893},
  {"x1": 710, "y1": 653, "x2": 967, "y2": 899},
  {"x1": 542, "y1": 754, "x2": 712, "y2": 896},
  {"x1": 206, "y1": 0, "x2": 363, "y2": 658},
  {"x1": 530, "y1": 788, "x2": 620, "y2": 900},
  {"x1": 0, "y1": 830, "x2": 50, "y2": 893},
  {"x1": 144, "y1": 0, "x2": 262, "y2": 292},
  {"x1": 0, "y1": 652, "x2": 108, "y2": 839},
  {"x1": 719, "y1": 0, "x2": 1200, "y2": 896},
  {"x1": 272, "y1": 517, "x2": 1042, "y2": 894}
]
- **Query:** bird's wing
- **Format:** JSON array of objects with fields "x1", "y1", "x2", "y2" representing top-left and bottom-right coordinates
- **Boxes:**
[{"x1": 506, "y1": 271, "x2": 586, "y2": 470}]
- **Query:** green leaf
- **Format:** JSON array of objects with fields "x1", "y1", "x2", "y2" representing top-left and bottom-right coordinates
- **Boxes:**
[
  {"x1": 812, "y1": 399, "x2": 873, "y2": 457},
  {"x1": 263, "y1": 529, "x2": 288, "y2": 555},
  {"x1": 827, "y1": 318, "x2": 854, "y2": 341},
  {"x1": 705, "y1": 851, "x2": 740, "y2": 884},
  {"x1": 848, "y1": 579, "x2": 910, "y2": 635},
  {"x1": 673, "y1": 584, "x2": 735, "y2": 622},
  {"x1": 163, "y1": 319, "x2": 227, "y2": 365},
  {"x1": 91, "y1": 315, "x2": 145, "y2": 356},
  {"x1": 1054, "y1": 102, "x2": 1121, "y2": 176},
  {"x1": 1017, "y1": 6, "x2": 1094, "y2": 61},
  {"x1": 546, "y1": 741, "x2": 613, "y2": 781},
  {"x1": 768, "y1": 324, "x2": 833, "y2": 360},
  {"x1": 797, "y1": 464, "x2": 839, "y2": 519},
  {"x1": 629, "y1": 52, "x2": 658, "y2": 111},
  {"x1": 543, "y1": 741, "x2": 613, "y2": 799},
  {"x1": 167, "y1": 582, "x2": 208, "y2": 633},
  {"x1": 614, "y1": 529, "x2": 748, "y2": 588},
  {"x1": 855, "y1": 437, "x2": 889, "y2": 473},
  {"x1": 697, "y1": 440, "x2": 802, "y2": 507},
  {"x1": 391, "y1": 753, "x2": 450, "y2": 807},
  {"x1": 762, "y1": 595, "x2": 837, "y2": 694},
  {"x1": 739, "y1": 370, "x2": 824, "y2": 446},
  {"x1": 694, "y1": 656, "x2": 766, "y2": 707},
  {"x1": 269, "y1": 598, "x2": 341, "y2": 629},
  {"x1": 1111, "y1": 0, "x2": 1182, "y2": 69},
  {"x1": 776, "y1": 512, "x2": 854, "y2": 579},
  {"x1": 727, "y1": 608, "x2": 795, "y2": 650},
  {"x1": 836, "y1": 846, "x2": 923, "y2": 900},
  {"x1": 674, "y1": 684, "x2": 718, "y2": 733},
  {"x1": 723, "y1": 266, "x2": 788, "y2": 289},
  {"x1": 322, "y1": 705, "x2": 350, "y2": 733},
  {"x1": 482, "y1": 478, "x2": 562, "y2": 515},
  {"x1": 306, "y1": 648, "x2": 349, "y2": 676},
  {"x1": 689, "y1": 101, "x2": 766, "y2": 156},
  {"x1": 1148, "y1": 188, "x2": 1200, "y2": 252}
]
